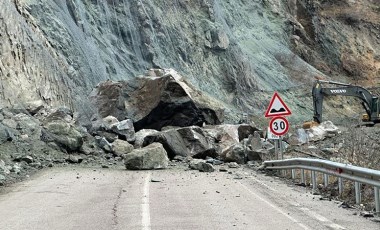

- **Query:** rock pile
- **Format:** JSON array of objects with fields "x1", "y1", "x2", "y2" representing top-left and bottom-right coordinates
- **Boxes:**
[
  {"x1": 290, "y1": 121, "x2": 340, "y2": 145},
  {"x1": 0, "y1": 69, "x2": 268, "y2": 185}
]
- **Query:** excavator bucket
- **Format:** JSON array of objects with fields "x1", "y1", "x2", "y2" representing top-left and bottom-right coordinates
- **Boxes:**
[
  {"x1": 302, "y1": 121, "x2": 319, "y2": 129},
  {"x1": 362, "y1": 114, "x2": 369, "y2": 122}
]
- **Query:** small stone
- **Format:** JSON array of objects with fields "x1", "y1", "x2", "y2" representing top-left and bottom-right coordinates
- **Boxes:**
[
  {"x1": 151, "y1": 179, "x2": 162, "y2": 183},
  {"x1": 213, "y1": 160, "x2": 223, "y2": 165},
  {"x1": 206, "y1": 158, "x2": 215, "y2": 164},
  {"x1": 29, "y1": 162, "x2": 42, "y2": 168},
  {"x1": 11, "y1": 163, "x2": 21, "y2": 174},
  {"x1": 189, "y1": 159, "x2": 215, "y2": 172},
  {"x1": 227, "y1": 162, "x2": 239, "y2": 168},
  {"x1": 360, "y1": 212, "x2": 374, "y2": 218},
  {"x1": 206, "y1": 158, "x2": 223, "y2": 165},
  {"x1": 219, "y1": 167, "x2": 228, "y2": 172},
  {"x1": 95, "y1": 136, "x2": 112, "y2": 152},
  {"x1": 234, "y1": 174, "x2": 243, "y2": 180},
  {"x1": 14, "y1": 155, "x2": 33, "y2": 164},
  {"x1": 199, "y1": 163, "x2": 215, "y2": 172},
  {"x1": 247, "y1": 161, "x2": 260, "y2": 167},
  {"x1": 101, "y1": 165, "x2": 109, "y2": 168},
  {"x1": 173, "y1": 155, "x2": 185, "y2": 162},
  {"x1": 66, "y1": 155, "x2": 82, "y2": 164},
  {"x1": 0, "y1": 160, "x2": 10, "y2": 174}
]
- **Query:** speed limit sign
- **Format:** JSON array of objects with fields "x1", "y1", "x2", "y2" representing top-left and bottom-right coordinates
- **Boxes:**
[{"x1": 269, "y1": 116, "x2": 289, "y2": 136}]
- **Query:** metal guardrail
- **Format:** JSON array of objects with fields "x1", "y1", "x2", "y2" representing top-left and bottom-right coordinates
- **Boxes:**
[{"x1": 263, "y1": 158, "x2": 380, "y2": 214}]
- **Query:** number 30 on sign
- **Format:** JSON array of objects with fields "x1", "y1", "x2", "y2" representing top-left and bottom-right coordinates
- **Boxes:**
[{"x1": 269, "y1": 116, "x2": 289, "y2": 136}]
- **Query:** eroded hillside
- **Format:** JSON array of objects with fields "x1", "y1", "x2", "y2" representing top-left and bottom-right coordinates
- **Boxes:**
[{"x1": 0, "y1": 0, "x2": 379, "y2": 123}]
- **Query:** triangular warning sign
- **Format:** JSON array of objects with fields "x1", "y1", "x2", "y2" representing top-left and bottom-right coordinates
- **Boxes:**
[{"x1": 265, "y1": 92, "x2": 292, "y2": 118}]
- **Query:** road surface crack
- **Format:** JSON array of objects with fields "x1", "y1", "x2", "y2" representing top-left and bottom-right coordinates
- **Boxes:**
[{"x1": 112, "y1": 188, "x2": 123, "y2": 229}]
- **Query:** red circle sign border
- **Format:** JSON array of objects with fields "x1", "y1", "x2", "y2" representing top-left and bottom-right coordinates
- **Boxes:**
[{"x1": 269, "y1": 116, "x2": 289, "y2": 136}]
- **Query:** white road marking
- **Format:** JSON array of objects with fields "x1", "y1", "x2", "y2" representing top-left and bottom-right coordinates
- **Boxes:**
[
  {"x1": 300, "y1": 207, "x2": 346, "y2": 230},
  {"x1": 300, "y1": 207, "x2": 329, "y2": 222},
  {"x1": 250, "y1": 176, "x2": 277, "y2": 192},
  {"x1": 238, "y1": 182, "x2": 311, "y2": 230},
  {"x1": 328, "y1": 223, "x2": 347, "y2": 230},
  {"x1": 252, "y1": 174, "x2": 346, "y2": 230},
  {"x1": 142, "y1": 173, "x2": 151, "y2": 230}
]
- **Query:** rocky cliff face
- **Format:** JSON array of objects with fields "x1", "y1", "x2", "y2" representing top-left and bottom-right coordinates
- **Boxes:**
[{"x1": 1, "y1": 0, "x2": 379, "y2": 123}]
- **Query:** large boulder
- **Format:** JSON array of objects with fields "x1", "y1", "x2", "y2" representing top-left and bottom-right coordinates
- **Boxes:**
[
  {"x1": 112, "y1": 139, "x2": 134, "y2": 156},
  {"x1": 43, "y1": 121, "x2": 84, "y2": 151},
  {"x1": 90, "y1": 69, "x2": 224, "y2": 131},
  {"x1": 173, "y1": 126, "x2": 215, "y2": 158},
  {"x1": 124, "y1": 143, "x2": 169, "y2": 170},
  {"x1": 134, "y1": 129, "x2": 161, "y2": 148},
  {"x1": 158, "y1": 129, "x2": 190, "y2": 158},
  {"x1": 110, "y1": 119, "x2": 135, "y2": 142},
  {"x1": 248, "y1": 132, "x2": 262, "y2": 150},
  {"x1": 222, "y1": 143, "x2": 247, "y2": 164}
]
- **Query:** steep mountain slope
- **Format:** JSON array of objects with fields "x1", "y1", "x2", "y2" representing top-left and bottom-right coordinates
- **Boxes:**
[{"x1": 0, "y1": 0, "x2": 379, "y2": 124}]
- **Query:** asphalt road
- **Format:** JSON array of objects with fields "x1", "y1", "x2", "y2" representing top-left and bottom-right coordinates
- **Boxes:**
[{"x1": 0, "y1": 166, "x2": 379, "y2": 230}]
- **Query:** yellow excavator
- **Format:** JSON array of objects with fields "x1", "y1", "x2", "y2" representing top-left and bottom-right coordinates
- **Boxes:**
[{"x1": 304, "y1": 80, "x2": 380, "y2": 128}]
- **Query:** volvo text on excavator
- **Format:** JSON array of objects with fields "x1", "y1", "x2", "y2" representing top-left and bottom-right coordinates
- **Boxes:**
[{"x1": 312, "y1": 80, "x2": 380, "y2": 124}]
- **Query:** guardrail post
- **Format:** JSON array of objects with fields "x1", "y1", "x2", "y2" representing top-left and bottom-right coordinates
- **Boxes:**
[
  {"x1": 323, "y1": 174, "x2": 329, "y2": 187},
  {"x1": 355, "y1": 182, "x2": 361, "y2": 204},
  {"x1": 375, "y1": 187, "x2": 380, "y2": 216},
  {"x1": 291, "y1": 169, "x2": 295, "y2": 180},
  {"x1": 301, "y1": 169, "x2": 305, "y2": 184},
  {"x1": 310, "y1": 171, "x2": 313, "y2": 186},
  {"x1": 338, "y1": 177, "x2": 344, "y2": 194},
  {"x1": 311, "y1": 171, "x2": 317, "y2": 191}
]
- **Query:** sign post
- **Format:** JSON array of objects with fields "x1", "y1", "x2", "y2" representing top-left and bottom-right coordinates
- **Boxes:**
[
  {"x1": 267, "y1": 127, "x2": 279, "y2": 140},
  {"x1": 265, "y1": 92, "x2": 292, "y2": 161}
]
